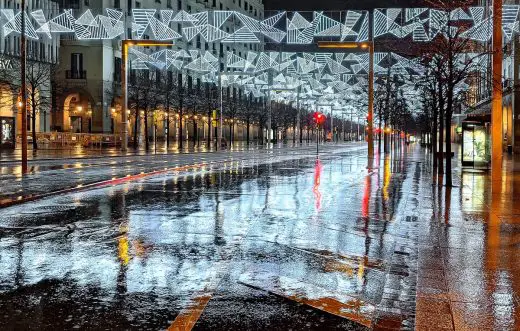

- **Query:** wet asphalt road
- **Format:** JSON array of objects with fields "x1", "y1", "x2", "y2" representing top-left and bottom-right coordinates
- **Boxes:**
[
  {"x1": 0, "y1": 143, "x2": 362, "y2": 205},
  {"x1": 0, "y1": 143, "x2": 422, "y2": 330}
]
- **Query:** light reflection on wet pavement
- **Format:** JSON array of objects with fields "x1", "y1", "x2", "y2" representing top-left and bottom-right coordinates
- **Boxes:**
[{"x1": 2, "y1": 143, "x2": 520, "y2": 330}]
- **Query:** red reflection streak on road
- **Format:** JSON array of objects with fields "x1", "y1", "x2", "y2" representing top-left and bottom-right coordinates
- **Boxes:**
[
  {"x1": 313, "y1": 158, "x2": 322, "y2": 211},
  {"x1": 361, "y1": 173, "x2": 372, "y2": 219}
]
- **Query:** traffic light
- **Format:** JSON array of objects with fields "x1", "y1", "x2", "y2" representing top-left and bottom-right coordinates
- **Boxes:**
[{"x1": 313, "y1": 112, "x2": 325, "y2": 126}]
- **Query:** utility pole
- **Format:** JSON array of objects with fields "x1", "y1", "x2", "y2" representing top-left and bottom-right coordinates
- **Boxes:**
[{"x1": 20, "y1": 0, "x2": 28, "y2": 174}]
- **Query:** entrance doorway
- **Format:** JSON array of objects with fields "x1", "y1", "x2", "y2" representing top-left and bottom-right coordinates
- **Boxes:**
[
  {"x1": 0, "y1": 117, "x2": 15, "y2": 149},
  {"x1": 70, "y1": 116, "x2": 83, "y2": 133}
]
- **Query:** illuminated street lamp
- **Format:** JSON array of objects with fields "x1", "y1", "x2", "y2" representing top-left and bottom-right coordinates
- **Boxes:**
[
  {"x1": 317, "y1": 41, "x2": 375, "y2": 158},
  {"x1": 121, "y1": 40, "x2": 173, "y2": 152}
]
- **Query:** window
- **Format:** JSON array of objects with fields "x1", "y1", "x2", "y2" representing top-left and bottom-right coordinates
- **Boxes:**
[
  {"x1": 177, "y1": 0, "x2": 181, "y2": 10},
  {"x1": 114, "y1": 0, "x2": 120, "y2": 8},
  {"x1": 114, "y1": 57, "x2": 122, "y2": 82},
  {"x1": 212, "y1": 0, "x2": 216, "y2": 6},
  {"x1": 187, "y1": 76, "x2": 193, "y2": 90},
  {"x1": 167, "y1": 0, "x2": 171, "y2": 8},
  {"x1": 135, "y1": 1, "x2": 140, "y2": 8},
  {"x1": 71, "y1": 53, "x2": 83, "y2": 74},
  {"x1": 127, "y1": 0, "x2": 132, "y2": 15},
  {"x1": 84, "y1": 0, "x2": 89, "y2": 5},
  {"x1": 39, "y1": 42, "x2": 45, "y2": 61},
  {"x1": 156, "y1": 69, "x2": 161, "y2": 85}
]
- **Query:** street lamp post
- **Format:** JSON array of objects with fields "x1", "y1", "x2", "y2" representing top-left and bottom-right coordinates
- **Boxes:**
[
  {"x1": 317, "y1": 41, "x2": 375, "y2": 158},
  {"x1": 20, "y1": 0, "x2": 28, "y2": 174},
  {"x1": 121, "y1": 40, "x2": 173, "y2": 152},
  {"x1": 492, "y1": 0, "x2": 503, "y2": 170}
]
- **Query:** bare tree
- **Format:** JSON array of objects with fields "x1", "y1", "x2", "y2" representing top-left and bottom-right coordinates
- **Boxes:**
[
  {"x1": 128, "y1": 70, "x2": 158, "y2": 150},
  {"x1": 8, "y1": 59, "x2": 54, "y2": 150},
  {"x1": 423, "y1": 0, "x2": 489, "y2": 187}
]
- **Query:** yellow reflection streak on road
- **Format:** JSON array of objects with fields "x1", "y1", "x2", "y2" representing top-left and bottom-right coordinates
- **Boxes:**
[
  {"x1": 383, "y1": 155, "x2": 391, "y2": 201},
  {"x1": 118, "y1": 223, "x2": 131, "y2": 266}
]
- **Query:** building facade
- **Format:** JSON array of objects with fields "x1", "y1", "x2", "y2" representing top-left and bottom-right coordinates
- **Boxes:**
[
  {"x1": 468, "y1": 0, "x2": 519, "y2": 152},
  {"x1": 55, "y1": 0, "x2": 264, "y2": 145},
  {"x1": 0, "y1": 0, "x2": 60, "y2": 148}
]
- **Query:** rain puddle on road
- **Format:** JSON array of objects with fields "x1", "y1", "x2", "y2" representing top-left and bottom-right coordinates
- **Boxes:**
[{"x1": 0, "y1": 147, "x2": 409, "y2": 330}]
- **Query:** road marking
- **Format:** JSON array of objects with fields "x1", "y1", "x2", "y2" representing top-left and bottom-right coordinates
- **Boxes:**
[
  {"x1": 168, "y1": 294, "x2": 213, "y2": 331},
  {"x1": 239, "y1": 271, "x2": 375, "y2": 328}
]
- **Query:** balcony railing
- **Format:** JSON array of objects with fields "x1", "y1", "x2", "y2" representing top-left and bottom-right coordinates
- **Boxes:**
[{"x1": 66, "y1": 70, "x2": 87, "y2": 79}]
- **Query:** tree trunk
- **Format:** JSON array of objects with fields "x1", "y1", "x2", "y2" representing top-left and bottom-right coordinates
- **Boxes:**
[
  {"x1": 438, "y1": 81, "x2": 444, "y2": 178},
  {"x1": 166, "y1": 100, "x2": 170, "y2": 149},
  {"x1": 31, "y1": 99, "x2": 37, "y2": 150},
  {"x1": 378, "y1": 108, "x2": 382, "y2": 152},
  {"x1": 133, "y1": 109, "x2": 138, "y2": 149},
  {"x1": 179, "y1": 100, "x2": 183, "y2": 150},
  {"x1": 432, "y1": 89, "x2": 438, "y2": 171},
  {"x1": 299, "y1": 117, "x2": 304, "y2": 144},
  {"x1": 207, "y1": 109, "x2": 212, "y2": 147},
  {"x1": 246, "y1": 118, "x2": 250, "y2": 145},
  {"x1": 194, "y1": 120, "x2": 198, "y2": 145},
  {"x1": 445, "y1": 87, "x2": 453, "y2": 187},
  {"x1": 144, "y1": 108, "x2": 149, "y2": 151},
  {"x1": 292, "y1": 117, "x2": 296, "y2": 144},
  {"x1": 259, "y1": 121, "x2": 264, "y2": 144}
]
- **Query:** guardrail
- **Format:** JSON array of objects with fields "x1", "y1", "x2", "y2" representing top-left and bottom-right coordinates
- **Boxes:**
[{"x1": 17, "y1": 132, "x2": 122, "y2": 148}]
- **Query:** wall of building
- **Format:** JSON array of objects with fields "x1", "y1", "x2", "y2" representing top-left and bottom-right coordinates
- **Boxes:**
[
  {"x1": 0, "y1": 0, "x2": 60, "y2": 143},
  {"x1": 54, "y1": 0, "x2": 264, "y2": 142}
]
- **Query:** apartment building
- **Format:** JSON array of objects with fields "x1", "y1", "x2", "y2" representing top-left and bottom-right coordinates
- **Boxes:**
[
  {"x1": 54, "y1": 0, "x2": 264, "y2": 144},
  {"x1": 0, "y1": 0, "x2": 60, "y2": 148}
]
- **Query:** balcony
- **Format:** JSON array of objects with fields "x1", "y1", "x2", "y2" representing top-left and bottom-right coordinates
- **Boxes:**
[{"x1": 66, "y1": 70, "x2": 87, "y2": 79}]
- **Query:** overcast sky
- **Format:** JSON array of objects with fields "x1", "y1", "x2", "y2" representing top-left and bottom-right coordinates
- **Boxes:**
[{"x1": 263, "y1": 0, "x2": 428, "y2": 11}]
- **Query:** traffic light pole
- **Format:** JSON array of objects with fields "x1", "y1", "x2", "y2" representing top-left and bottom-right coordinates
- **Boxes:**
[{"x1": 316, "y1": 124, "x2": 319, "y2": 155}]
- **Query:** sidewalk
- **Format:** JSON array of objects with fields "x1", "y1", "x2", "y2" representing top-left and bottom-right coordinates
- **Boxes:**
[{"x1": 404, "y1": 147, "x2": 520, "y2": 330}]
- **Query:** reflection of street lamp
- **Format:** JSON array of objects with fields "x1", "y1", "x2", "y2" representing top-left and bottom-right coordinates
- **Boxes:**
[
  {"x1": 121, "y1": 40, "x2": 174, "y2": 151},
  {"x1": 317, "y1": 41, "x2": 375, "y2": 158}
]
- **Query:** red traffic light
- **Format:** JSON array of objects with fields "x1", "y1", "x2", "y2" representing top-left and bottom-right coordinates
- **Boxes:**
[{"x1": 313, "y1": 112, "x2": 326, "y2": 125}]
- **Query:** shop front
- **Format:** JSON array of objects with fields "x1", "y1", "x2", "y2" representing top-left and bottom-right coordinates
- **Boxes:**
[{"x1": 461, "y1": 115, "x2": 491, "y2": 169}]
